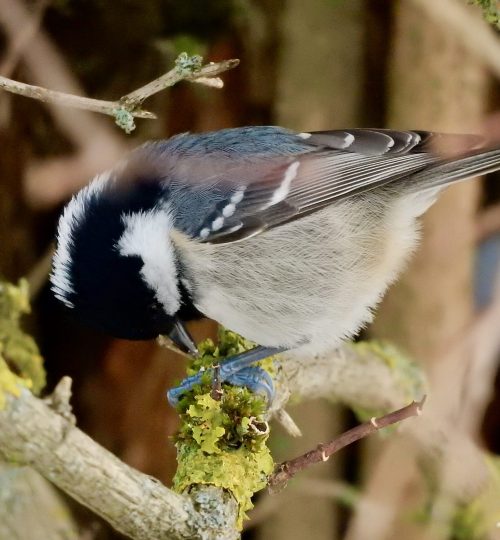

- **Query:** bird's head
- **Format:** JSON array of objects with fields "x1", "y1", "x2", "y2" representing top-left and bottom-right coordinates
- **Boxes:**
[{"x1": 50, "y1": 164, "x2": 197, "y2": 353}]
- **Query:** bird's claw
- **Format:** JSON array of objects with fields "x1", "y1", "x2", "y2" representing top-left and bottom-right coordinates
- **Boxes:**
[{"x1": 167, "y1": 345, "x2": 286, "y2": 407}]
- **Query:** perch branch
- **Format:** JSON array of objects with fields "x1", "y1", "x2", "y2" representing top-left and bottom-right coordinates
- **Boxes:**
[
  {"x1": 0, "y1": 382, "x2": 240, "y2": 540},
  {"x1": 268, "y1": 397, "x2": 425, "y2": 492},
  {"x1": 0, "y1": 340, "x2": 427, "y2": 538}
]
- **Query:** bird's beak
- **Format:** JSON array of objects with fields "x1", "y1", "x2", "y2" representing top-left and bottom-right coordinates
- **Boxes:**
[{"x1": 168, "y1": 318, "x2": 199, "y2": 356}]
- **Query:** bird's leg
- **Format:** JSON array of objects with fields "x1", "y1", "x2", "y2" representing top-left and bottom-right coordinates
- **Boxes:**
[{"x1": 167, "y1": 345, "x2": 287, "y2": 406}]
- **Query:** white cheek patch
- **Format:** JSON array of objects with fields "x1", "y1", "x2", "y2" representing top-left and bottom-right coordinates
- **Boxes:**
[
  {"x1": 51, "y1": 171, "x2": 113, "y2": 308},
  {"x1": 117, "y1": 208, "x2": 181, "y2": 315}
]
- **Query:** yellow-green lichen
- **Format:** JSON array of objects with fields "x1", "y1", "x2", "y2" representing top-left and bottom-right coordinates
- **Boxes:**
[
  {"x1": 173, "y1": 328, "x2": 275, "y2": 528},
  {"x1": 0, "y1": 279, "x2": 45, "y2": 409},
  {"x1": 347, "y1": 340, "x2": 426, "y2": 423}
]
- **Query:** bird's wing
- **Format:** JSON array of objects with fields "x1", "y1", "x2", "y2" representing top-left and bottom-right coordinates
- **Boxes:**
[{"x1": 144, "y1": 127, "x2": 482, "y2": 243}]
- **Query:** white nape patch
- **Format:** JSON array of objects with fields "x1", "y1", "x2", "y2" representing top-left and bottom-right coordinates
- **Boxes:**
[
  {"x1": 342, "y1": 133, "x2": 355, "y2": 148},
  {"x1": 231, "y1": 188, "x2": 246, "y2": 204},
  {"x1": 297, "y1": 132, "x2": 312, "y2": 139},
  {"x1": 199, "y1": 227, "x2": 210, "y2": 240},
  {"x1": 222, "y1": 203, "x2": 236, "y2": 218},
  {"x1": 263, "y1": 161, "x2": 300, "y2": 209},
  {"x1": 51, "y1": 171, "x2": 113, "y2": 308},
  {"x1": 212, "y1": 217, "x2": 224, "y2": 231},
  {"x1": 117, "y1": 209, "x2": 181, "y2": 315}
]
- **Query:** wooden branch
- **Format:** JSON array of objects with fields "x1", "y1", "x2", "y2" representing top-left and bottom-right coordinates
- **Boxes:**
[
  {"x1": 0, "y1": 378, "x2": 239, "y2": 540},
  {"x1": 0, "y1": 75, "x2": 155, "y2": 118},
  {"x1": 121, "y1": 57, "x2": 240, "y2": 106},
  {"x1": 0, "y1": 340, "x2": 428, "y2": 538},
  {"x1": 268, "y1": 398, "x2": 425, "y2": 492},
  {"x1": 0, "y1": 55, "x2": 239, "y2": 133}
]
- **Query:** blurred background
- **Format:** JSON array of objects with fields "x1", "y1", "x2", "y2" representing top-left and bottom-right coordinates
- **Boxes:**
[{"x1": 1, "y1": 0, "x2": 500, "y2": 538}]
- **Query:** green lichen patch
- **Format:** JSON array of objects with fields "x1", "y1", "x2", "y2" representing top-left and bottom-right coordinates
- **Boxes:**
[
  {"x1": 173, "y1": 328, "x2": 275, "y2": 528},
  {"x1": 0, "y1": 279, "x2": 45, "y2": 409},
  {"x1": 175, "y1": 52, "x2": 203, "y2": 75},
  {"x1": 174, "y1": 441, "x2": 273, "y2": 529},
  {"x1": 114, "y1": 107, "x2": 136, "y2": 134}
]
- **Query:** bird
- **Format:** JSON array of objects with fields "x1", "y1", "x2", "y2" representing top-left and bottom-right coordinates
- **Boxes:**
[{"x1": 50, "y1": 126, "x2": 500, "y2": 404}]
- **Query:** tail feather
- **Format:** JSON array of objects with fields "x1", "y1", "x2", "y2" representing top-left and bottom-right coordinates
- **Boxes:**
[{"x1": 406, "y1": 147, "x2": 500, "y2": 192}]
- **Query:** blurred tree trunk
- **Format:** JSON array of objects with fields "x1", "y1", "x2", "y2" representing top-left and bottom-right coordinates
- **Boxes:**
[
  {"x1": 256, "y1": 1, "x2": 365, "y2": 539},
  {"x1": 347, "y1": 2, "x2": 489, "y2": 539}
]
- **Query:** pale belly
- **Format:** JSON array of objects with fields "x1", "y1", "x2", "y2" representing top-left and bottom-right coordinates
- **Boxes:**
[{"x1": 175, "y1": 190, "x2": 427, "y2": 355}]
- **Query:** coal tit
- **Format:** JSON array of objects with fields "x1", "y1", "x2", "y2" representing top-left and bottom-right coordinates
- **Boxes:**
[{"x1": 50, "y1": 126, "x2": 500, "y2": 366}]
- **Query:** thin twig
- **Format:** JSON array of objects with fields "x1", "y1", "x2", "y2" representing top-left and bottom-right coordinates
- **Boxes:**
[
  {"x1": 0, "y1": 75, "x2": 155, "y2": 118},
  {"x1": 0, "y1": 56, "x2": 240, "y2": 132},
  {"x1": 122, "y1": 58, "x2": 239, "y2": 106},
  {"x1": 268, "y1": 397, "x2": 426, "y2": 493}
]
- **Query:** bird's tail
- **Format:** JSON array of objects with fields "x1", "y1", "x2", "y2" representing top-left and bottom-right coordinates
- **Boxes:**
[{"x1": 406, "y1": 147, "x2": 500, "y2": 193}]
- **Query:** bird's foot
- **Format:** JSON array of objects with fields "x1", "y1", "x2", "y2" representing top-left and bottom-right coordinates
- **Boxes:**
[{"x1": 167, "y1": 345, "x2": 286, "y2": 407}]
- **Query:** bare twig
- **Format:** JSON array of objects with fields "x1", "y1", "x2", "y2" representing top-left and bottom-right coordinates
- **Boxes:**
[
  {"x1": 268, "y1": 397, "x2": 426, "y2": 493},
  {"x1": 121, "y1": 57, "x2": 240, "y2": 106},
  {"x1": 0, "y1": 56, "x2": 239, "y2": 133},
  {"x1": 0, "y1": 75, "x2": 155, "y2": 118}
]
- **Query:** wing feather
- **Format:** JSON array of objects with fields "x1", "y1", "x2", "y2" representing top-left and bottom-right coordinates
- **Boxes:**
[{"x1": 148, "y1": 127, "x2": 484, "y2": 243}]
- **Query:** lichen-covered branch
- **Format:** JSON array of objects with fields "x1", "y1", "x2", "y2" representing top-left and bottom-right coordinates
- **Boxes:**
[
  {"x1": 0, "y1": 383, "x2": 241, "y2": 540},
  {"x1": 0, "y1": 332, "x2": 427, "y2": 538}
]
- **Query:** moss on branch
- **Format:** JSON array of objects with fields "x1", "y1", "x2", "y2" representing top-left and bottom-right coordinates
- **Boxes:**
[{"x1": 173, "y1": 329, "x2": 275, "y2": 528}]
